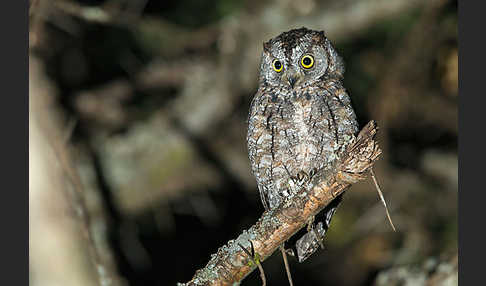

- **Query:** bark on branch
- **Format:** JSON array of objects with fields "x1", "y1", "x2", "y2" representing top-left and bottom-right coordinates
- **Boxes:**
[{"x1": 179, "y1": 120, "x2": 382, "y2": 286}]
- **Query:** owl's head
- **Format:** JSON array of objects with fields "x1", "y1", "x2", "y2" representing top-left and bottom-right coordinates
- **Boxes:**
[{"x1": 258, "y1": 27, "x2": 344, "y2": 89}]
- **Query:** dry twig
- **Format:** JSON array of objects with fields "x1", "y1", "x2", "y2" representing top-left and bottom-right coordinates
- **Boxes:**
[
  {"x1": 280, "y1": 245, "x2": 294, "y2": 286},
  {"x1": 238, "y1": 241, "x2": 266, "y2": 286},
  {"x1": 369, "y1": 168, "x2": 396, "y2": 231}
]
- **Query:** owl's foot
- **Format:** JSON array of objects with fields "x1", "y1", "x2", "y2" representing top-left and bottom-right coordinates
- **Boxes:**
[
  {"x1": 296, "y1": 170, "x2": 309, "y2": 182},
  {"x1": 309, "y1": 167, "x2": 318, "y2": 179},
  {"x1": 288, "y1": 170, "x2": 311, "y2": 192}
]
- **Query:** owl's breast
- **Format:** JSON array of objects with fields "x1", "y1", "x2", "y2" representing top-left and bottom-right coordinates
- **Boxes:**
[
  {"x1": 290, "y1": 96, "x2": 322, "y2": 171},
  {"x1": 247, "y1": 85, "x2": 357, "y2": 208}
]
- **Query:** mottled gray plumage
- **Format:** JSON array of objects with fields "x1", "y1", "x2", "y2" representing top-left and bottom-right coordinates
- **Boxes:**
[{"x1": 246, "y1": 27, "x2": 359, "y2": 262}]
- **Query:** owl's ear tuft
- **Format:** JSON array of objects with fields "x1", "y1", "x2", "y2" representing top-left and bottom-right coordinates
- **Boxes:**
[
  {"x1": 325, "y1": 38, "x2": 345, "y2": 79},
  {"x1": 263, "y1": 41, "x2": 272, "y2": 53},
  {"x1": 311, "y1": 30, "x2": 327, "y2": 45}
]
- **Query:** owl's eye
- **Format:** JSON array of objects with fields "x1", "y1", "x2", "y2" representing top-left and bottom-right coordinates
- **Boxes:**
[
  {"x1": 272, "y1": 59, "x2": 283, "y2": 72},
  {"x1": 301, "y1": 54, "x2": 314, "y2": 69}
]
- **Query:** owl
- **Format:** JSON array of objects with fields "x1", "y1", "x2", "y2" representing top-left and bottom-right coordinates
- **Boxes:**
[{"x1": 246, "y1": 27, "x2": 359, "y2": 262}]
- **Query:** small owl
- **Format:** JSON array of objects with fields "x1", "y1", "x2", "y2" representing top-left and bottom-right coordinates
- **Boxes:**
[{"x1": 246, "y1": 27, "x2": 359, "y2": 262}]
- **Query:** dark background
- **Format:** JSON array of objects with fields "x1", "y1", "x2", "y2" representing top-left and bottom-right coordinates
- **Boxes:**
[{"x1": 29, "y1": 0, "x2": 457, "y2": 285}]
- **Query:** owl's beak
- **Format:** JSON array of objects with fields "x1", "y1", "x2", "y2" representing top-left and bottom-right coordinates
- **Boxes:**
[
  {"x1": 284, "y1": 70, "x2": 304, "y2": 89},
  {"x1": 288, "y1": 76, "x2": 297, "y2": 88}
]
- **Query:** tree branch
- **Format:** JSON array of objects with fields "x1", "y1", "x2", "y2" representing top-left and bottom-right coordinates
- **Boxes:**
[{"x1": 178, "y1": 120, "x2": 382, "y2": 286}]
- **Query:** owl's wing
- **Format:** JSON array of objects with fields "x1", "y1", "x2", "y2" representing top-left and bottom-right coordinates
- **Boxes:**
[{"x1": 247, "y1": 89, "x2": 270, "y2": 210}]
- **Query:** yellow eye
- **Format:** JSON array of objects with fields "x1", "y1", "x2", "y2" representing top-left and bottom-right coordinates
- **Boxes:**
[
  {"x1": 301, "y1": 54, "x2": 314, "y2": 69},
  {"x1": 272, "y1": 59, "x2": 283, "y2": 72}
]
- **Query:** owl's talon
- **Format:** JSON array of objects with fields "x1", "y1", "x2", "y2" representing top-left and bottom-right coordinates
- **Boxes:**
[
  {"x1": 309, "y1": 168, "x2": 318, "y2": 178},
  {"x1": 296, "y1": 170, "x2": 309, "y2": 183}
]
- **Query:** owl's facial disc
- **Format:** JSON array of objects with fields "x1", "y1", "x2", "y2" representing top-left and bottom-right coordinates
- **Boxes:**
[{"x1": 260, "y1": 27, "x2": 345, "y2": 88}]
